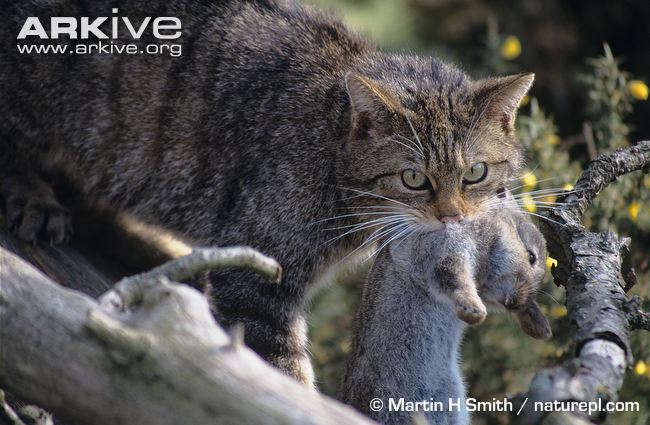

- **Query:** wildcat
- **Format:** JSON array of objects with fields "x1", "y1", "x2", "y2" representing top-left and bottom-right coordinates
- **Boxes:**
[
  {"x1": 338, "y1": 209, "x2": 550, "y2": 425},
  {"x1": 0, "y1": 0, "x2": 533, "y2": 384}
]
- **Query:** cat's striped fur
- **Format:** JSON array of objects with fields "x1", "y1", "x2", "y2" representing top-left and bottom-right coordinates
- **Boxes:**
[{"x1": 0, "y1": 0, "x2": 532, "y2": 383}]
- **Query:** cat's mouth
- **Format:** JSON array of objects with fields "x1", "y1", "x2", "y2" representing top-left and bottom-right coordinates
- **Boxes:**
[{"x1": 419, "y1": 217, "x2": 445, "y2": 231}]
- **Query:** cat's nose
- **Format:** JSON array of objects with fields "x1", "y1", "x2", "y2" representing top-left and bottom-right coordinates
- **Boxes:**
[{"x1": 440, "y1": 214, "x2": 464, "y2": 224}]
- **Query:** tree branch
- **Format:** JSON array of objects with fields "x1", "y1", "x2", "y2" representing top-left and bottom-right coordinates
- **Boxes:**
[
  {"x1": 0, "y1": 242, "x2": 374, "y2": 425},
  {"x1": 626, "y1": 296, "x2": 650, "y2": 332},
  {"x1": 513, "y1": 141, "x2": 650, "y2": 424},
  {"x1": 99, "y1": 247, "x2": 282, "y2": 312}
]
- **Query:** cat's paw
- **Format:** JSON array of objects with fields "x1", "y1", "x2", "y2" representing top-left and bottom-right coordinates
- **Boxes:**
[
  {"x1": 1, "y1": 173, "x2": 72, "y2": 244},
  {"x1": 455, "y1": 299, "x2": 487, "y2": 325}
]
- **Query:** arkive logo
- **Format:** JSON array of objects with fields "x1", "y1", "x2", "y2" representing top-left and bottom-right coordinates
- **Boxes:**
[{"x1": 17, "y1": 8, "x2": 181, "y2": 40}]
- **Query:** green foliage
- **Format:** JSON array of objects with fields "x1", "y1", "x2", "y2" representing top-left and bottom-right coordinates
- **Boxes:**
[
  {"x1": 578, "y1": 45, "x2": 650, "y2": 235},
  {"x1": 306, "y1": 2, "x2": 650, "y2": 424}
]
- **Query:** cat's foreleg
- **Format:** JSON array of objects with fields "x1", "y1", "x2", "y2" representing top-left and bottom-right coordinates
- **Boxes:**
[{"x1": 209, "y1": 269, "x2": 315, "y2": 387}]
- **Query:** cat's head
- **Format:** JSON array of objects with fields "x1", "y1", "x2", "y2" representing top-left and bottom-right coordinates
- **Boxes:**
[{"x1": 338, "y1": 58, "x2": 532, "y2": 232}]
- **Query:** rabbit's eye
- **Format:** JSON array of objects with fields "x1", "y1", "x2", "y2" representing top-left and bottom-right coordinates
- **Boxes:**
[{"x1": 528, "y1": 250, "x2": 537, "y2": 265}]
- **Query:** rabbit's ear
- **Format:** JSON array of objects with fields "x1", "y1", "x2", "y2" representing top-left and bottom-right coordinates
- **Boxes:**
[{"x1": 515, "y1": 301, "x2": 552, "y2": 340}]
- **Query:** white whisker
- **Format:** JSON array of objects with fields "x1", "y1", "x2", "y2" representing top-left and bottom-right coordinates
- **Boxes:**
[
  {"x1": 387, "y1": 138, "x2": 423, "y2": 157},
  {"x1": 337, "y1": 187, "x2": 411, "y2": 208},
  {"x1": 367, "y1": 224, "x2": 417, "y2": 260},
  {"x1": 505, "y1": 177, "x2": 562, "y2": 193},
  {"x1": 395, "y1": 134, "x2": 424, "y2": 156},
  {"x1": 312, "y1": 211, "x2": 411, "y2": 225},
  {"x1": 405, "y1": 116, "x2": 426, "y2": 154},
  {"x1": 321, "y1": 215, "x2": 410, "y2": 233},
  {"x1": 337, "y1": 220, "x2": 414, "y2": 262},
  {"x1": 517, "y1": 211, "x2": 568, "y2": 227},
  {"x1": 322, "y1": 216, "x2": 411, "y2": 245},
  {"x1": 336, "y1": 205, "x2": 410, "y2": 211}
]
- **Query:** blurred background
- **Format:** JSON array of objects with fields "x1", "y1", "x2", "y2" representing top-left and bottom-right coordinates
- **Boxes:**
[{"x1": 303, "y1": 1, "x2": 650, "y2": 424}]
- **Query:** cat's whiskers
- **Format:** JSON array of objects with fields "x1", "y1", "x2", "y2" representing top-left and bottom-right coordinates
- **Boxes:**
[
  {"x1": 516, "y1": 211, "x2": 568, "y2": 227},
  {"x1": 489, "y1": 197, "x2": 570, "y2": 209},
  {"x1": 462, "y1": 103, "x2": 484, "y2": 150},
  {"x1": 386, "y1": 137, "x2": 424, "y2": 157},
  {"x1": 336, "y1": 205, "x2": 408, "y2": 211},
  {"x1": 504, "y1": 176, "x2": 562, "y2": 194},
  {"x1": 322, "y1": 215, "x2": 411, "y2": 234},
  {"x1": 537, "y1": 289, "x2": 563, "y2": 306},
  {"x1": 509, "y1": 188, "x2": 577, "y2": 197},
  {"x1": 483, "y1": 198, "x2": 568, "y2": 227},
  {"x1": 506, "y1": 164, "x2": 544, "y2": 183},
  {"x1": 324, "y1": 219, "x2": 402, "y2": 249},
  {"x1": 312, "y1": 210, "x2": 413, "y2": 225},
  {"x1": 319, "y1": 193, "x2": 422, "y2": 252},
  {"x1": 393, "y1": 134, "x2": 425, "y2": 158},
  {"x1": 337, "y1": 187, "x2": 411, "y2": 208},
  {"x1": 336, "y1": 219, "x2": 416, "y2": 264},
  {"x1": 483, "y1": 186, "x2": 577, "y2": 206},
  {"x1": 404, "y1": 115, "x2": 426, "y2": 154},
  {"x1": 366, "y1": 222, "x2": 421, "y2": 261}
]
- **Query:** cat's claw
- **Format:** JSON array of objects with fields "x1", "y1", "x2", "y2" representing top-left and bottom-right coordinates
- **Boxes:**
[{"x1": 1, "y1": 173, "x2": 72, "y2": 245}]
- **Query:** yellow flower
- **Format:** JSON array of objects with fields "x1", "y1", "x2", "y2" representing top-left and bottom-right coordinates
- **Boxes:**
[
  {"x1": 521, "y1": 172, "x2": 537, "y2": 190},
  {"x1": 628, "y1": 80, "x2": 649, "y2": 100},
  {"x1": 500, "y1": 35, "x2": 521, "y2": 60},
  {"x1": 634, "y1": 360, "x2": 648, "y2": 376},
  {"x1": 563, "y1": 183, "x2": 574, "y2": 191},
  {"x1": 546, "y1": 257, "x2": 558, "y2": 271},
  {"x1": 550, "y1": 306, "x2": 567, "y2": 319},
  {"x1": 519, "y1": 95, "x2": 530, "y2": 107},
  {"x1": 628, "y1": 202, "x2": 641, "y2": 222},
  {"x1": 521, "y1": 194, "x2": 537, "y2": 213},
  {"x1": 542, "y1": 194, "x2": 557, "y2": 204},
  {"x1": 546, "y1": 133, "x2": 560, "y2": 146}
]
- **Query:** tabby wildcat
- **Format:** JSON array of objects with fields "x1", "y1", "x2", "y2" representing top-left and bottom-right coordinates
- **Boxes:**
[{"x1": 0, "y1": 0, "x2": 532, "y2": 384}]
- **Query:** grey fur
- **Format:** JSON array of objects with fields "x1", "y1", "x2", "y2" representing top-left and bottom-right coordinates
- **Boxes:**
[
  {"x1": 339, "y1": 210, "x2": 549, "y2": 424},
  {"x1": 0, "y1": 0, "x2": 533, "y2": 382}
]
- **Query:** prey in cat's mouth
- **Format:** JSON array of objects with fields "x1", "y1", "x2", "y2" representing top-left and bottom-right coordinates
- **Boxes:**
[{"x1": 331, "y1": 70, "x2": 534, "y2": 257}]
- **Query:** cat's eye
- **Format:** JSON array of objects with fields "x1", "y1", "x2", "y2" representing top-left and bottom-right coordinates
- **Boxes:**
[
  {"x1": 528, "y1": 250, "x2": 537, "y2": 265},
  {"x1": 463, "y1": 162, "x2": 488, "y2": 184},
  {"x1": 401, "y1": 169, "x2": 429, "y2": 190}
]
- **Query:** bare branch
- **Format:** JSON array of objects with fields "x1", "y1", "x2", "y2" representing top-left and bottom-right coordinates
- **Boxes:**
[
  {"x1": 554, "y1": 140, "x2": 650, "y2": 227},
  {"x1": 513, "y1": 141, "x2": 650, "y2": 424},
  {"x1": 0, "y1": 390, "x2": 27, "y2": 425},
  {"x1": 0, "y1": 246, "x2": 374, "y2": 425},
  {"x1": 99, "y1": 246, "x2": 282, "y2": 311}
]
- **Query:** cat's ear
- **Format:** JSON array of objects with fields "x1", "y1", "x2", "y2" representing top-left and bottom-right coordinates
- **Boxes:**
[
  {"x1": 473, "y1": 72, "x2": 534, "y2": 133},
  {"x1": 345, "y1": 72, "x2": 406, "y2": 132}
]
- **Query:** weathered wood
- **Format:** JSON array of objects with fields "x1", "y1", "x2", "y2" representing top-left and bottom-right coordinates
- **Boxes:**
[
  {"x1": 0, "y1": 238, "x2": 375, "y2": 425},
  {"x1": 513, "y1": 141, "x2": 650, "y2": 424}
]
